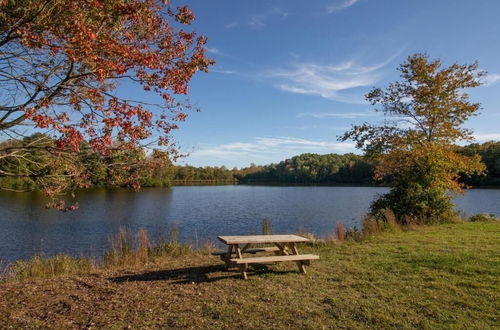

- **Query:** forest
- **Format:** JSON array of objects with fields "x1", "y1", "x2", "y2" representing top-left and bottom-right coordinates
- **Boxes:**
[
  {"x1": 1, "y1": 134, "x2": 499, "y2": 190},
  {"x1": 235, "y1": 153, "x2": 374, "y2": 184},
  {"x1": 234, "y1": 142, "x2": 500, "y2": 187}
]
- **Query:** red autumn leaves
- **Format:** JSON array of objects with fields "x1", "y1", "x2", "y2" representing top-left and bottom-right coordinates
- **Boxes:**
[{"x1": 8, "y1": 0, "x2": 213, "y2": 155}]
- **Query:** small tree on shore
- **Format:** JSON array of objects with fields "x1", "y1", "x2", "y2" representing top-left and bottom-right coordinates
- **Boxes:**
[{"x1": 341, "y1": 53, "x2": 486, "y2": 223}]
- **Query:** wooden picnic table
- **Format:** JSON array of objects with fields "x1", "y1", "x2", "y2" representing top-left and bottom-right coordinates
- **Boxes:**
[{"x1": 215, "y1": 234, "x2": 319, "y2": 279}]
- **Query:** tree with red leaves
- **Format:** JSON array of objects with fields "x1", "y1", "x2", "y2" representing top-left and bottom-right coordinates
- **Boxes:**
[{"x1": 0, "y1": 0, "x2": 213, "y2": 209}]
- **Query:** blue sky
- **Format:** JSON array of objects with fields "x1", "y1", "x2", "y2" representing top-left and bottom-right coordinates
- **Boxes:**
[{"x1": 163, "y1": 0, "x2": 500, "y2": 168}]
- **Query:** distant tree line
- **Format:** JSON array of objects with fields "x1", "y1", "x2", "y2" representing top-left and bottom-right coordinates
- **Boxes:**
[
  {"x1": 168, "y1": 141, "x2": 500, "y2": 187},
  {"x1": 174, "y1": 165, "x2": 236, "y2": 183},
  {"x1": 458, "y1": 141, "x2": 500, "y2": 186},
  {"x1": 233, "y1": 143, "x2": 500, "y2": 187},
  {"x1": 1, "y1": 134, "x2": 499, "y2": 191},
  {"x1": 235, "y1": 153, "x2": 374, "y2": 184}
]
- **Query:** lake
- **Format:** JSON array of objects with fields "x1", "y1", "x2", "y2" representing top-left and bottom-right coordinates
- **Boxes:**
[{"x1": 1, "y1": 186, "x2": 499, "y2": 262}]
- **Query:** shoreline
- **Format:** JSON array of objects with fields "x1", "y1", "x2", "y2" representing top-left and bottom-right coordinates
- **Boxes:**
[{"x1": 1, "y1": 222, "x2": 498, "y2": 328}]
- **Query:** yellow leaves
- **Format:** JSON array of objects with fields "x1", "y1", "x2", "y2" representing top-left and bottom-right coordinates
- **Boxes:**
[{"x1": 374, "y1": 142, "x2": 486, "y2": 194}]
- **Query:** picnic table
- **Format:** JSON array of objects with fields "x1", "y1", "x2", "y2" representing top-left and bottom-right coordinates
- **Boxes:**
[{"x1": 214, "y1": 234, "x2": 319, "y2": 279}]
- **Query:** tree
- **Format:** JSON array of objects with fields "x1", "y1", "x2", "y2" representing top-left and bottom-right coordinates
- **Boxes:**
[
  {"x1": 0, "y1": 0, "x2": 213, "y2": 208},
  {"x1": 341, "y1": 53, "x2": 486, "y2": 223}
]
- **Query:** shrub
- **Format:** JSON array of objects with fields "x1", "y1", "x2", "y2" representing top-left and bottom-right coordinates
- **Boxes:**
[
  {"x1": 371, "y1": 183, "x2": 456, "y2": 224},
  {"x1": 469, "y1": 213, "x2": 498, "y2": 222}
]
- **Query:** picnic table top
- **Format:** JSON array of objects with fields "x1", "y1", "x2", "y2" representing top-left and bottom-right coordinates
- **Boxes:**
[{"x1": 217, "y1": 234, "x2": 309, "y2": 245}]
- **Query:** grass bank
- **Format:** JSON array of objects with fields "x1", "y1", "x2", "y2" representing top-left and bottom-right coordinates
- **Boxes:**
[{"x1": 1, "y1": 221, "x2": 499, "y2": 328}]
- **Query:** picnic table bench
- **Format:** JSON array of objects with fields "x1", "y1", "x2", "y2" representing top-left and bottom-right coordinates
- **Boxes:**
[{"x1": 214, "y1": 234, "x2": 319, "y2": 279}]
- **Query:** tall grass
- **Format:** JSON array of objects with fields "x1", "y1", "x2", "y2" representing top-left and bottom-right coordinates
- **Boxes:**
[
  {"x1": 335, "y1": 222, "x2": 347, "y2": 241},
  {"x1": 170, "y1": 224, "x2": 180, "y2": 243},
  {"x1": 262, "y1": 217, "x2": 272, "y2": 235},
  {"x1": 3, "y1": 226, "x2": 193, "y2": 281},
  {"x1": 362, "y1": 209, "x2": 402, "y2": 238},
  {"x1": 137, "y1": 228, "x2": 149, "y2": 264},
  {"x1": 103, "y1": 225, "x2": 191, "y2": 267},
  {"x1": 6, "y1": 255, "x2": 95, "y2": 280}
]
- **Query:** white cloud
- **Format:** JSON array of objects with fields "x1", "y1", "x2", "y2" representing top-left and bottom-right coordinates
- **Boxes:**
[
  {"x1": 185, "y1": 136, "x2": 356, "y2": 167},
  {"x1": 297, "y1": 111, "x2": 377, "y2": 119},
  {"x1": 287, "y1": 124, "x2": 349, "y2": 131},
  {"x1": 224, "y1": 21, "x2": 239, "y2": 29},
  {"x1": 267, "y1": 54, "x2": 398, "y2": 103},
  {"x1": 327, "y1": 0, "x2": 359, "y2": 14},
  {"x1": 483, "y1": 73, "x2": 500, "y2": 86},
  {"x1": 248, "y1": 8, "x2": 288, "y2": 29},
  {"x1": 473, "y1": 133, "x2": 500, "y2": 141},
  {"x1": 211, "y1": 69, "x2": 235, "y2": 75},
  {"x1": 206, "y1": 47, "x2": 224, "y2": 56}
]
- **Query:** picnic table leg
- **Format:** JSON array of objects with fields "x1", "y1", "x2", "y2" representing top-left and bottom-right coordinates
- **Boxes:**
[
  {"x1": 290, "y1": 243, "x2": 307, "y2": 274},
  {"x1": 224, "y1": 244, "x2": 234, "y2": 269},
  {"x1": 239, "y1": 263, "x2": 248, "y2": 280},
  {"x1": 235, "y1": 245, "x2": 248, "y2": 280},
  {"x1": 274, "y1": 243, "x2": 289, "y2": 256}
]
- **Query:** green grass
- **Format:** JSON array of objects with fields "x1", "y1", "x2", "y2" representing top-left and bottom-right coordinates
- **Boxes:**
[{"x1": 1, "y1": 222, "x2": 499, "y2": 328}]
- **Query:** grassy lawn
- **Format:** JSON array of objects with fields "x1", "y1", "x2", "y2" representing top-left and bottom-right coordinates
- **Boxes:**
[{"x1": 1, "y1": 222, "x2": 499, "y2": 329}]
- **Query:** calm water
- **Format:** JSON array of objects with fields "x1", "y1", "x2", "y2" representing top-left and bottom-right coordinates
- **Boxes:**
[{"x1": 0, "y1": 186, "x2": 499, "y2": 261}]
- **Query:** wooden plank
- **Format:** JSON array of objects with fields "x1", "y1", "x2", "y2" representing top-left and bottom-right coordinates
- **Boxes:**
[
  {"x1": 223, "y1": 244, "x2": 234, "y2": 269},
  {"x1": 230, "y1": 254, "x2": 319, "y2": 264},
  {"x1": 290, "y1": 243, "x2": 306, "y2": 273},
  {"x1": 211, "y1": 247, "x2": 280, "y2": 256},
  {"x1": 225, "y1": 244, "x2": 233, "y2": 259},
  {"x1": 239, "y1": 264, "x2": 248, "y2": 280},
  {"x1": 234, "y1": 245, "x2": 247, "y2": 279},
  {"x1": 218, "y1": 234, "x2": 309, "y2": 245},
  {"x1": 235, "y1": 245, "x2": 243, "y2": 259}
]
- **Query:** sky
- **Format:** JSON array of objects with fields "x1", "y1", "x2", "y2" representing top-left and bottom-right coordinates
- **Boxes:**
[{"x1": 155, "y1": 0, "x2": 500, "y2": 168}]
